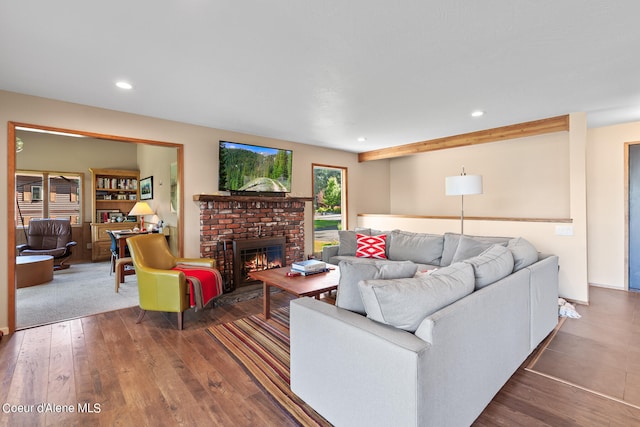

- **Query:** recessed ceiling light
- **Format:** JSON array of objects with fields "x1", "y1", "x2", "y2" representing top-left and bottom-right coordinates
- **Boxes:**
[
  {"x1": 357, "y1": 137, "x2": 367, "y2": 142},
  {"x1": 116, "y1": 81, "x2": 133, "y2": 90},
  {"x1": 471, "y1": 110, "x2": 484, "y2": 117}
]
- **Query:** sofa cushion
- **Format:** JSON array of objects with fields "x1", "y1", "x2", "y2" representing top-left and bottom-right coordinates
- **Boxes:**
[
  {"x1": 507, "y1": 237, "x2": 539, "y2": 271},
  {"x1": 387, "y1": 230, "x2": 444, "y2": 265},
  {"x1": 337, "y1": 229, "x2": 364, "y2": 256},
  {"x1": 338, "y1": 228, "x2": 384, "y2": 256},
  {"x1": 450, "y1": 235, "x2": 495, "y2": 264},
  {"x1": 356, "y1": 233, "x2": 387, "y2": 259},
  {"x1": 358, "y1": 262, "x2": 474, "y2": 332},
  {"x1": 336, "y1": 260, "x2": 418, "y2": 314},
  {"x1": 464, "y1": 244, "x2": 514, "y2": 289},
  {"x1": 441, "y1": 233, "x2": 511, "y2": 266}
]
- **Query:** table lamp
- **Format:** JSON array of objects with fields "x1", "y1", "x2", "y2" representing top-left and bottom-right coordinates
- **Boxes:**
[
  {"x1": 128, "y1": 201, "x2": 154, "y2": 231},
  {"x1": 445, "y1": 167, "x2": 483, "y2": 234}
]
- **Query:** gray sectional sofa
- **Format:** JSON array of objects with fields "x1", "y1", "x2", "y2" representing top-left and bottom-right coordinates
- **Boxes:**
[{"x1": 290, "y1": 229, "x2": 559, "y2": 427}]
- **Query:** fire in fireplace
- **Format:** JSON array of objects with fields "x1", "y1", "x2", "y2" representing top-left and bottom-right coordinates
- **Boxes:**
[{"x1": 233, "y1": 237, "x2": 286, "y2": 288}]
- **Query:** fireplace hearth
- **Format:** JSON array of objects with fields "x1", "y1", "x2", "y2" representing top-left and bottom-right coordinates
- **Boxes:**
[{"x1": 233, "y1": 237, "x2": 286, "y2": 288}]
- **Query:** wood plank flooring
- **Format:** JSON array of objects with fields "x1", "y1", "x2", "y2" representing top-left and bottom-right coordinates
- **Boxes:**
[{"x1": 1, "y1": 287, "x2": 640, "y2": 426}]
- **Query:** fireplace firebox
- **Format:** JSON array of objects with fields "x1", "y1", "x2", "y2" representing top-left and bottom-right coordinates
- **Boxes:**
[{"x1": 233, "y1": 237, "x2": 286, "y2": 288}]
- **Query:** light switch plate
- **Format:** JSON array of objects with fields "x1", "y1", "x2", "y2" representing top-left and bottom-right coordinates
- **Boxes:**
[{"x1": 555, "y1": 225, "x2": 574, "y2": 236}]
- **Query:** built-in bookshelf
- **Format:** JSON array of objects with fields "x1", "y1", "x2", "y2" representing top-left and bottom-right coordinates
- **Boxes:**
[{"x1": 89, "y1": 168, "x2": 140, "y2": 261}]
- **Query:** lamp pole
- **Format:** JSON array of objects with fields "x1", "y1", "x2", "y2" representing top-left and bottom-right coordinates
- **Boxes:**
[{"x1": 445, "y1": 166, "x2": 483, "y2": 235}]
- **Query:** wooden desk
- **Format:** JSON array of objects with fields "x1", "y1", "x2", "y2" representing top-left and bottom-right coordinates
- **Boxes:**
[
  {"x1": 113, "y1": 230, "x2": 149, "y2": 283},
  {"x1": 249, "y1": 265, "x2": 339, "y2": 319}
]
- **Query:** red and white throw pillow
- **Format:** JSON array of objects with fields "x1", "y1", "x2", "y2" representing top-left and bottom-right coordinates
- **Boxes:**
[{"x1": 356, "y1": 233, "x2": 387, "y2": 259}]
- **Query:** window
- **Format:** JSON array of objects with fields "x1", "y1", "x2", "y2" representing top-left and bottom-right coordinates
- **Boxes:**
[
  {"x1": 312, "y1": 164, "x2": 347, "y2": 257},
  {"x1": 16, "y1": 171, "x2": 83, "y2": 227}
]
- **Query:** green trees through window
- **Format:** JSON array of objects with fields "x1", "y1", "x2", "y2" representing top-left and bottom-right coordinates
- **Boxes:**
[{"x1": 313, "y1": 165, "x2": 347, "y2": 256}]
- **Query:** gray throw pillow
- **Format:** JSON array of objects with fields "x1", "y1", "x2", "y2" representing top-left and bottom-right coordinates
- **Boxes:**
[
  {"x1": 442, "y1": 233, "x2": 511, "y2": 266},
  {"x1": 440, "y1": 233, "x2": 462, "y2": 267},
  {"x1": 507, "y1": 237, "x2": 539, "y2": 271},
  {"x1": 387, "y1": 230, "x2": 444, "y2": 265},
  {"x1": 464, "y1": 244, "x2": 514, "y2": 289},
  {"x1": 336, "y1": 260, "x2": 418, "y2": 314},
  {"x1": 337, "y1": 228, "x2": 370, "y2": 256},
  {"x1": 451, "y1": 235, "x2": 494, "y2": 263},
  {"x1": 358, "y1": 262, "x2": 474, "y2": 332}
]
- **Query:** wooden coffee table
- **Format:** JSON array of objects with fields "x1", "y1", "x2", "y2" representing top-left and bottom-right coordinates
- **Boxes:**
[{"x1": 249, "y1": 265, "x2": 339, "y2": 319}]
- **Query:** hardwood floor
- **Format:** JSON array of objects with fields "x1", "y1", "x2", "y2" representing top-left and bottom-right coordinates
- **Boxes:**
[
  {"x1": 477, "y1": 286, "x2": 640, "y2": 427},
  {"x1": 2, "y1": 287, "x2": 640, "y2": 426}
]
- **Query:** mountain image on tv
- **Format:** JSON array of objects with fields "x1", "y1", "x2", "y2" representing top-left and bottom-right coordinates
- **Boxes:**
[{"x1": 219, "y1": 141, "x2": 293, "y2": 193}]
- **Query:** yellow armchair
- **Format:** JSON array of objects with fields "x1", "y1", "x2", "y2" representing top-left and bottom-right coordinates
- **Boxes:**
[{"x1": 126, "y1": 234, "x2": 215, "y2": 330}]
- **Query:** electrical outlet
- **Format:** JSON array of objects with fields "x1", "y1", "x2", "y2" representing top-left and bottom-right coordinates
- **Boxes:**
[
  {"x1": 86, "y1": 242, "x2": 92, "y2": 249},
  {"x1": 555, "y1": 225, "x2": 574, "y2": 236}
]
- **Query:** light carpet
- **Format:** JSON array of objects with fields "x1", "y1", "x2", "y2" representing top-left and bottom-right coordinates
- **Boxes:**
[
  {"x1": 16, "y1": 261, "x2": 139, "y2": 329},
  {"x1": 207, "y1": 307, "x2": 332, "y2": 427}
]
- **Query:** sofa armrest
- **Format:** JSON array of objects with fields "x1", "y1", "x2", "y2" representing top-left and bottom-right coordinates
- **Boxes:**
[
  {"x1": 321, "y1": 245, "x2": 339, "y2": 263},
  {"x1": 290, "y1": 297, "x2": 428, "y2": 427}
]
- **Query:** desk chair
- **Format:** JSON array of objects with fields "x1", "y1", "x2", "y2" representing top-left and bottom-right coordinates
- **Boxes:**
[{"x1": 106, "y1": 230, "x2": 130, "y2": 275}]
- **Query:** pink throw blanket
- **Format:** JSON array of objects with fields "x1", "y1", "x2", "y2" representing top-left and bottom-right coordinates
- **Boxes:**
[{"x1": 172, "y1": 265, "x2": 223, "y2": 310}]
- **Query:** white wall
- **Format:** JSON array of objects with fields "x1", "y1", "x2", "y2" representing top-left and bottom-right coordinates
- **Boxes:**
[
  {"x1": 15, "y1": 131, "x2": 139, "y2": 220},
  {"x1": 587, "y1": 121, "x2": 640, "y2": 290},
  {"x1": 361, "y1": 113, "x2": 589, "y2": 303},
  {"x1": 0, "y1": 90, "x2": 390, "y2": 333},
  {"x1": 136, "y1": 143, "x2": 178, "y2": 228},
  {"x1": 390, "y1": 132, "x2": 571, "y2": 218}
]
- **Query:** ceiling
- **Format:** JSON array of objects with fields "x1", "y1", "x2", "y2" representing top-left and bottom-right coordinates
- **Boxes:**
[{"x1": 2, "y1": 1, "x2": 640, "y2": 153}]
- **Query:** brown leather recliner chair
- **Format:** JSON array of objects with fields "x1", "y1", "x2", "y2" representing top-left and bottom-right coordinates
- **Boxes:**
[{"x1": 17, "y1": 218, "x2": 77, "y2": 270}]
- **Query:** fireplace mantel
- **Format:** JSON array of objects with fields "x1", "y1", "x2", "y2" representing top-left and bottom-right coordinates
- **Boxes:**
[{"x1": 193, "y1": 194, "x2": 313, "y2": 203}]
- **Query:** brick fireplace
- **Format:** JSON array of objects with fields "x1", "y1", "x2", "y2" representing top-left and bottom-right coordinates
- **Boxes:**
[{"x1": 195, "y1": 195, "x2": 312, "y2": 292}]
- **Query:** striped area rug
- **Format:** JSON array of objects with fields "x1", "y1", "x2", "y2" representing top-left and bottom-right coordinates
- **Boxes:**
[{"x1": 206, "y1": 307, "x2": 332, "y2": 427}]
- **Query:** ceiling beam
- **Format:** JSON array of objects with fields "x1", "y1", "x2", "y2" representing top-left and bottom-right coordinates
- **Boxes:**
[{"x1": 358, "y1": 115, "x2": 570, "y2": 162}]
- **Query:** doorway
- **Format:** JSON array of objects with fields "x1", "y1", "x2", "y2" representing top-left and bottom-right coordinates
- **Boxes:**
[
  {"x1": 312, "y1": 164, "x2": 347, "y2": 258},
  {"x1": 7, "y1": 122, "x2": 184, "y2": 332},
  {"x1": 629, "y1": 143, "x2": 640, "y2": 290}
]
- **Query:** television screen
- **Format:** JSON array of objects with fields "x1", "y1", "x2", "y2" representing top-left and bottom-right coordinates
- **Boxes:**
[{"x1": 219, "y1": 141, "x2": 293, "y2": 193}]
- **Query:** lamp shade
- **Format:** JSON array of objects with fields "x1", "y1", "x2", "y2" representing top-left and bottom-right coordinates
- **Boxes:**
[
  {"x1": 445, "y1": 175, "x2": 483, "y2": 196},
  {"x1": 128, "y1": 201, "x2": 154, "y2": 216}
]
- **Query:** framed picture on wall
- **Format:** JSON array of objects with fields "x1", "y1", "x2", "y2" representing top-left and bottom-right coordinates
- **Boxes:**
[{"x1": 140, "y1": 176, "x2": 153, "y2": 200}]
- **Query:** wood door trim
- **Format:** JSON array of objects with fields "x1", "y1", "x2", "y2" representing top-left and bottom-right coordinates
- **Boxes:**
[{"x1": 7, "y1": 122, "x2": 185, "y2": 334}]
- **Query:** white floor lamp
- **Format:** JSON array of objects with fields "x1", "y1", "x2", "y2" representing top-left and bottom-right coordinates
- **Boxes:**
[{"x1": 445, "y1": 167, "x2": 483, "y2": 234}]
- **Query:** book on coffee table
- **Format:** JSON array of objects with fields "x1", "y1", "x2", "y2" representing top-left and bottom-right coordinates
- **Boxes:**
[{"x1": 291, "y1": 259, "x2": 327, "y2": 274}]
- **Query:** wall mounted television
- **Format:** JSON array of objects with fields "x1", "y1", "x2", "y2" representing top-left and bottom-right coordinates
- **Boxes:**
[{"x1": 218, "y1": 141, "x2": 293, "y2": 195}]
